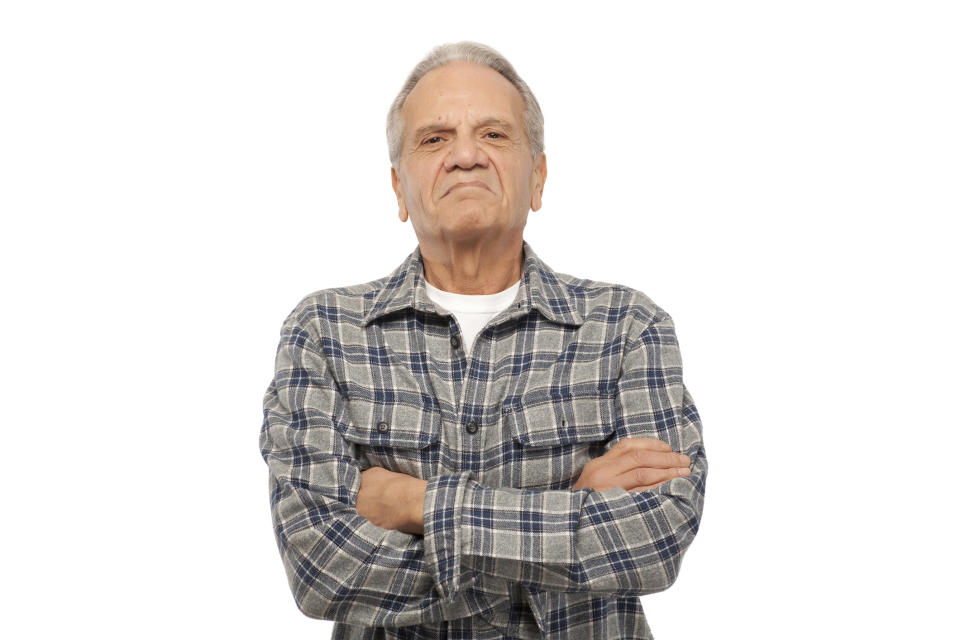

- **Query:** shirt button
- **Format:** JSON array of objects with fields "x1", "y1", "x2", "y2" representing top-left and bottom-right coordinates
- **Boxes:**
[
  {"x1": 450, "y1": 335, "x2": 461, "y2": 349},
  {"x1": 376, "y1": 421, "x2": 390, "y2": 433},
  {"x1": 465, "y1": 421, "x2": 478, "y2": 434}
]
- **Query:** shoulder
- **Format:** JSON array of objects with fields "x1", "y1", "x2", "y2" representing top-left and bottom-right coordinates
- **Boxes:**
[
  {"x1": 552, "y1": 269, "x2": 671, "y2": 330},
  {"x1": 280, "y1": 275, "x2": 390, "y2": 338}
]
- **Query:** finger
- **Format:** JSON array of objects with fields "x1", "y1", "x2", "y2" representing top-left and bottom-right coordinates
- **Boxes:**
[
  {"x1": 627, "y1": 447, "x2": 691, "y2": 468},
  {"x1": 602, "y1": 449, "x2": 690, "y2": 478},
  {"x1": 611, "y1": 438, "x2": 673, "y2": 454},
  {"x1": 617, "y1": 465, "x2": 691, "y2": 491},
  {"x1": 359, "y1": 466, "x2": 388, "y2": 485}
]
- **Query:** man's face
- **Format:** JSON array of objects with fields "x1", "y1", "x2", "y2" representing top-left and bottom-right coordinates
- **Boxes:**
[{"x1": 391, "y1": 62, "x2": 546, "y2": 247}]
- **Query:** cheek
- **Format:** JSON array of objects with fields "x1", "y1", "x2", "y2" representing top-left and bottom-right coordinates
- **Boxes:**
[
  {"x1": 494, "y1": 160, "x2": 526, "y2": 195},
  {"x1": 512, "y1": 167, "x2": 533, "y2": 198},
  {"x1": 411, "y1": 165, "x2": 442, "y2": 199},
  {"x1": 402, "y1": 170, "x2": 431, "y2": 200}
]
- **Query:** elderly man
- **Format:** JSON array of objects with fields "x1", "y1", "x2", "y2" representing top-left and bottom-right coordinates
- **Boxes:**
[{"x1": 261, "y1": 41, "x2": 706, "y2": 639}]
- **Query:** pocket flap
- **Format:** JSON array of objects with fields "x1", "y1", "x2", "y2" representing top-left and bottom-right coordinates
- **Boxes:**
[
  {"x1": 341, "y1": 395, "x2": 440, "y2": 449},
  {"x1": 504, "y1": 392, "x2": 616, "y2": 447}
]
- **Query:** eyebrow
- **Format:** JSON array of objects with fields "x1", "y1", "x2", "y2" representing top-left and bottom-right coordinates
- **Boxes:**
[{"x1": 411, "y1": 118, "x2": 518, "y2": 143}]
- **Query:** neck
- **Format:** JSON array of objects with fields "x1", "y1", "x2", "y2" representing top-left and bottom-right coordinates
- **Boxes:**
[{"x1": 419, "y1": 236, "x2": 523, "y2": 294}]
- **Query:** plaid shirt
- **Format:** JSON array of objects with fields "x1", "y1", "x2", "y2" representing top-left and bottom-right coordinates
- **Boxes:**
[{"x1": 260, "y1": 241, "x2": 707, "y2": 639}]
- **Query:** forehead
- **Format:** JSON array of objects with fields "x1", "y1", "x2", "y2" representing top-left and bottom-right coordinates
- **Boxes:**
[{"x1": 401, "y1": 62, "x2": 525, "y2": 133}]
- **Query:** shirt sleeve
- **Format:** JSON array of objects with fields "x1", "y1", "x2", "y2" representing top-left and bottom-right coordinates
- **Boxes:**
[
  {"x1": 421, "y1": 311, "x2": 707, "y2": 600},
  {"x1": 260, "y1": 315, "x2": 507, "y2": 625}
]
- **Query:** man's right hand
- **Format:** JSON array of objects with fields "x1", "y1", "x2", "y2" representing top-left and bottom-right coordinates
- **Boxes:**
[{"x1": 572, "y1": 438, "x2": 691, "y2": 492}]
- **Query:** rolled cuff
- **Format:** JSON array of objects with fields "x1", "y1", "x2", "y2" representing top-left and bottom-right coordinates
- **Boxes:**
[{"x1": 422, "y1": 472, "x2": 476, "y2": 602}]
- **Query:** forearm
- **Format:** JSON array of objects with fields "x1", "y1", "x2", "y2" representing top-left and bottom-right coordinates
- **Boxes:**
[
  {"x1": 369, "y1": 416, "x2": 704, "y2": 599},
  {"x1": 421, "y1": 445, "x2": 705, "y2": 599},
  {"x1": 266, "y1": 454, "x2": 511, "y2": 625}
]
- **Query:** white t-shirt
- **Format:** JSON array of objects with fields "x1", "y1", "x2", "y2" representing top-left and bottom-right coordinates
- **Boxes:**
[{"x1": 423, "y1": 277, "x2": 521, "y2": 357}]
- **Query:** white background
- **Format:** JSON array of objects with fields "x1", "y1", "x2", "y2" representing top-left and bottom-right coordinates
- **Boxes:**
[{"x1": 2, "y1": 1, "x2": 957, "y2": 638}]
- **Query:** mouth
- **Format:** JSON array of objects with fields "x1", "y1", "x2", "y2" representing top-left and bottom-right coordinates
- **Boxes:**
[{"x1": 444, "y1": 181, "x2": 490, "y2": 197}]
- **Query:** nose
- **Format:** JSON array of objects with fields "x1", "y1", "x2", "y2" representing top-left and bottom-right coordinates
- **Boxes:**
[{"x1": 442, "y1": 134, "x2": 489, "y2": 172}]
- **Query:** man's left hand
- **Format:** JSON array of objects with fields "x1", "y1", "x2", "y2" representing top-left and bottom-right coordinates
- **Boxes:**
[{"x1": 356, "y1": 466, "x2": 427, "y2": 535}]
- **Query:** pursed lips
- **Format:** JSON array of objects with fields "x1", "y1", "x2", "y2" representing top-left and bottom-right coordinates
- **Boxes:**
[{"x1": 443, "y1": 181, "x2": 490, "y2": 197}]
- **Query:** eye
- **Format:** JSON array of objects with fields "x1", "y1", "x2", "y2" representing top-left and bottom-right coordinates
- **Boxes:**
[
  {"x1": 485, "y1": 132, "x2": 504, "y2": 139},
  {"x1": 423, "y1": 136, "x2": 442, "y2": 145}
]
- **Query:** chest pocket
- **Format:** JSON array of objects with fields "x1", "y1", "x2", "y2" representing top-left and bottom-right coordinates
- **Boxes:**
[
  {"x1": 502, "y1": 392, "x2": 618, "y2": 489},
  {"x1": 339, "y1": 394, "x2": 441, "y2": 478}
]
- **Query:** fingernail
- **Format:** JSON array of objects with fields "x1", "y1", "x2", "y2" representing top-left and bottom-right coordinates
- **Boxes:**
[{"x1": 679, "y1": 468, "x2": 690, "y2": 476}]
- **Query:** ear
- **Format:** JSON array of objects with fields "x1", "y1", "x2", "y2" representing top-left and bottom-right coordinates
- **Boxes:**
[
  {"x1": 391, "y1": 166, "x2": 408, "y2": 222},
  {"x1": 529, "y1": 153, "x2": 547, "y2": 212}
]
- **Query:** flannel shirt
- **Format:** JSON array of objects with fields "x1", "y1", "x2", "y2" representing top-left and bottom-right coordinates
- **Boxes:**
[{"x1": 260, "y1": 240, "x2": 707, "y2": 639}]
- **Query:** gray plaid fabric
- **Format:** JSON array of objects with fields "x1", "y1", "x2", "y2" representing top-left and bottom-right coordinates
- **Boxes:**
[{"x1": 260, "y1": 241, "x2": 707, "y2": 639}]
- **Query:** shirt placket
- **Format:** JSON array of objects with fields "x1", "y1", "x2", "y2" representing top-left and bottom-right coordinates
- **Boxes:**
[{"x1": 441, "y1": 313, "x2": 486, "y2": 475}]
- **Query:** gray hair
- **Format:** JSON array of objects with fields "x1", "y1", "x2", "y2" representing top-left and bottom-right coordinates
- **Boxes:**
[{"x1": 386, "y1": 41, "x2": 544, "y2": 168}]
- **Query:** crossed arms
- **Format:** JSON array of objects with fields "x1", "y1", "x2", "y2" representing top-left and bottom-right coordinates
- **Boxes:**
[
  {"x1": 356, "y1": 439, "x2": 692, "y2": 535},
  {"x1": 260, "y1": 311, "x2": 706, "y2": 627}
]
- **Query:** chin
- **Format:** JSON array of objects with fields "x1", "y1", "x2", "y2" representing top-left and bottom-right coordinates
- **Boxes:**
[
  {"x1": 443, "y1": 220, "x2": 499, "y2": 243},
  {"x1": 445, "y1": 205, "x2": 493, "y2": 225}
]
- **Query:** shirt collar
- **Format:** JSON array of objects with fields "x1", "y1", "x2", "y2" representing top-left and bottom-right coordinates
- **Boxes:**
[{"x1": 361, "y1": 240, "x2": 585, "y2": 328}]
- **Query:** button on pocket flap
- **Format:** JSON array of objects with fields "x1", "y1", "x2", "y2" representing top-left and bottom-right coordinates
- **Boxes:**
[
  {"x1": 505, "y1": 393, "x2": 616, "y2": 447},
  {"x1": 341, "y1": 395, "x2": 440, "y2": 449}
]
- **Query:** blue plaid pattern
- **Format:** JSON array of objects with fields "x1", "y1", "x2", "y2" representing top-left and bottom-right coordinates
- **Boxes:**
[{"x1": 260, "y1": 241, "x2": 707, "y2": 639}]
